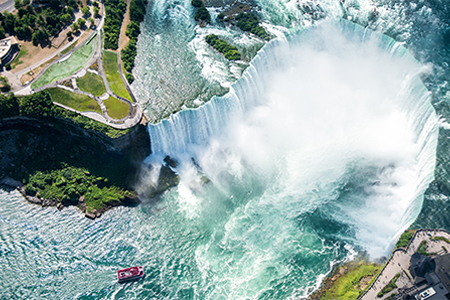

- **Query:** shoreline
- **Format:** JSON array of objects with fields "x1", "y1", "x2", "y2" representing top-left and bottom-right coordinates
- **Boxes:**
[
  {"x1": 307, "y1": 228, "x2": 450, "y2": 300},
  {"x1": 0, "y1": 114, "x2": 178, "y2": 220}
]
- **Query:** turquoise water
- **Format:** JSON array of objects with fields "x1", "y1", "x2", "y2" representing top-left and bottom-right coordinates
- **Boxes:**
[{"x1": 2, "y1": 0, "x2": 450, "y2": 299}]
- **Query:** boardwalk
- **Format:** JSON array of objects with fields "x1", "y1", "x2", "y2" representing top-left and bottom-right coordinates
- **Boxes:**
[{"x1": 360, "y1": 229, "x2": 450, "y2": 300}]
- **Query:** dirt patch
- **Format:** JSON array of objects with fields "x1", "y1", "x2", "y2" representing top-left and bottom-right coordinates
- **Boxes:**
[
  {"x1": 50, "y1": 25, "x2": 72, "y2": 49},
  {"x1": 11, "y1": 41, "x2": 55, "y2": 73},
  {"x1": 75, "y1": 29, "x2": 93, "y2": 47},
  {"x1": 359, "y1": 275, "x2": 373, "y2": 290},
  {"x1": 119, "y1": 0, "x2": 131, "y2": 51}
]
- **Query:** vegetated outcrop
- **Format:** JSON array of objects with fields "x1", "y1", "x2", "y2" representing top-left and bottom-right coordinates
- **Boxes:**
[
  {"x1": 0, "y1": 91, "x2": 179, "y2": 219},
  {"x1": 191, "y1": 0, "x2": 211, "y2": 26},
  {"x1": 216, "y1": 2, "x2": 270, "y2": 40},
  {"x1": 205, "y1": 34, "x2": 241, "y2": 60}
]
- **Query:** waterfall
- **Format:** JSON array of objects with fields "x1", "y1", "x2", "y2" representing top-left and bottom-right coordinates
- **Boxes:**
[{"x1": 145, "y1": 20, "x2": 438, "y2": 298}]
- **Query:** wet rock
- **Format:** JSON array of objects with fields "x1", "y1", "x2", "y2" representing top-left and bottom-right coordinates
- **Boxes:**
[
  {"x1": 26, "y1": 195, "x2": 42, "y2": 205},
  {"x1": 164, "y1": 156, "x2": 178, "y2": 168},
  {"x1": 85, "y1": 212, "x2": 96, "y2": 220}
]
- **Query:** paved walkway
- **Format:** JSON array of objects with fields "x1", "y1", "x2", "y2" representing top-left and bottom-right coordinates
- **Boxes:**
[
  {"x1": 6, "y1": 1, "x2": 143, "y2": 129},
  {"x1": 360, "y1": 229, "x2": 450, "y2": 300}
]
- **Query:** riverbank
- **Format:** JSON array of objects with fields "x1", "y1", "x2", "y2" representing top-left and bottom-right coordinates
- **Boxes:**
[
  {"x1": 0, "y1": 113, "x2": 178, "y2": 219},
  {"x1": 308, "y1": 257, "x2": 382, "y2": 300}
]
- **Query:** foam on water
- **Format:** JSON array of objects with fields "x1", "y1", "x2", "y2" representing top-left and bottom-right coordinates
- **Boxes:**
[{"x1": 145, "y1": 20, "x2": 438, "y2": 298}]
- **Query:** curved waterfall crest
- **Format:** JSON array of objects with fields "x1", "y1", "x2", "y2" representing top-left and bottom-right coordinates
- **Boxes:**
[{"x1": 144, "y1": 19, "x2": 438, "y2": 298}]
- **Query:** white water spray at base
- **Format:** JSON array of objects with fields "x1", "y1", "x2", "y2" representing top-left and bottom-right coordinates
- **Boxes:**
[{"x1": 146, "y1": 20, "x2": 438, "y2": 298}]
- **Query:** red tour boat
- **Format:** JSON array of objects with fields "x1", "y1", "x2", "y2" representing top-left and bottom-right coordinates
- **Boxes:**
[{"x1": 117, "y1": 266, "x2": 144, "y2": 283}]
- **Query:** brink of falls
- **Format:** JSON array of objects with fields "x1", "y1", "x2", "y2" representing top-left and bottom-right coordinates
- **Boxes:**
[{"x1": 144, "y1": 20, "x2": 439, "y2": 298}]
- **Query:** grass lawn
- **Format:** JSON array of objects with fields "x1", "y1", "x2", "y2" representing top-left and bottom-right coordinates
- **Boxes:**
[
  {"x1": 319, "y1": 262, "x2": 381, "y2": 300},
  {"x1": 10, "y1": 46, "x2": 28, "y2": 69},
  {"x1": 48, "y1": 87, "x2": 101, "y2": 113},
  {"x1": 76, "y1": 72, "x2": 106, "y2": 96},
  {"x1": 32, "y1": 35, "x2": 97, "y2": 89},
  {"x1": 102, "y1": 50, "x2": 132, "y2": 101},
  {"x1": 60, "y1": 42, "x2": 77, "y2": 56},
  {"x1": 103, "y1": 96, "x2": 130, "y2": 119}
]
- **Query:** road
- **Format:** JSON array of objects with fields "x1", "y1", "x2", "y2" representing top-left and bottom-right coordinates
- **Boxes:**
[{"x1": 0, "y1": 0, "x2": 15, "y2": 12}]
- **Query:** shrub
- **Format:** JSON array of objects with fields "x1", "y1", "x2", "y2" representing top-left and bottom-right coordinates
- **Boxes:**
[
  {"x1": 418, "y1": 240, "x2": 427, "y2": 255},
  {"x1": 194, "y1": 6, "x2": 210, "y2": 23},
  {"x1": 224, "y1": 49, "x2": 240, "y2": 60},
  {"x1": 205, "y1": 34, "x2": 241, "y2": 61},
  {"x1": 236, "y1": 12, "x2": 269, "y2": 40},
  {"x1": 191, "y1": 0, "x2": 203, "y2": 7},
  {"x1": 396, "y1": 231, "x2": 413, "y2": 248},
  {"x1": 125, "y1": 72, "x2": 134, "y2": 84}
]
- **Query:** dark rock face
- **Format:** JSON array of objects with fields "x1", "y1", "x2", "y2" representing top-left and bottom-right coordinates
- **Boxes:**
[
  {"x1": 137, "y1": 164, "x2": 180, "y2": 199},
  {"x1": 163, "y1": 156, "x2": 178, "y2": 168},
  {"x1": 0, "y1": 117, "x2": 150, "y2": 219},
  {"x1": 85, "y1": 212, "x2": 96, "y2": 220}
]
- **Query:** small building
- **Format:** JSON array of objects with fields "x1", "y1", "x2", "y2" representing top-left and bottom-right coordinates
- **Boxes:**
[
  {"x1": 400, "y1": 252, "x2": 450, "y2": 299},
  {"x1": 0, "y1": 36, "x2": 18, "y2": 65}
]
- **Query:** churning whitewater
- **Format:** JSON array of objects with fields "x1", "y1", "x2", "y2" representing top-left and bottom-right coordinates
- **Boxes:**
[{"x1": 145, "y1": 20, "x2": 438, "y2": 298}]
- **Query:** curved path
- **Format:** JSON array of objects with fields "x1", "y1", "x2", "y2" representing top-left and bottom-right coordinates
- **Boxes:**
[{"x1": 11, "y1": 1, "x2": 143, "y2": 129}]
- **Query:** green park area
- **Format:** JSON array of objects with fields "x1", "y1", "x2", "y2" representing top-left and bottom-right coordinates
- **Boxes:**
[
  {"x1": 102, "y1": 50, "x2": 132, "y2": 101},
  {"x1": 32, "y1": 36, "x2": 97, "y2": 89},
  {"x1": 48, "y1": 88, "x2": 101, "y2": 113},
  {"x1": 312, "y1": 260, "x2": 381, "y2": 300},
  {"x1": 25, "y1": 166, "x2": 135, "y2": 211},
  {"x1": 103, "y1": 96, "x2": 130, "y2": 119},
  {"x1": 10, "y1": 47, "x2": 28, "y2": 69},
  {"x1": 76, "y1": 72, "x2": 106, "y2": 96}
]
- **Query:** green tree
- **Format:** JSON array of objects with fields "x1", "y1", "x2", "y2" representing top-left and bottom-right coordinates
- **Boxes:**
[
  {"x1": 14, "y1": 0, "x2": 23, "y2": 9},
  {"x1": 194, "y1": 6, "x2": 210, "y2": 23},
  {"x1": 125, "y1": 73, "x2": 134, "y2": 84},
  {"x1": 71, "y1": 22, "x2": 79, "y2": 31},
  {"x1": 191, "y1": 0, "x2": 202, "y2": 8},
  {"x1": 3, "y1": 12, "x2": 16, "y2": 32},
  {"x1": 125, "y1": 21, "x2": 140, "y2": 39},
  {"x1": 19, "y1": 90, "x2": 53, "y2": 117},
  {"x1": 81, "y1": 6, "x2": 90, "y2": 17},
  {"x1": 31, "y1": 29, "x2": 49, "y2": 46},
  {"x1": 224, "y1": 49, "x2": 241, "y2": 60},
  {"x1": 59, "y1": 13, "x2": 72, "y2": 24},
  {"x1": 0, "y1": 93, "x2": 19, "y2": 119},
  {"x1": 93, "y1": 6, "x2": 99, "y2": 17},
  {"x1": 87, "y1": 17, "x2": 95, "y2": 28},
  {"x1": 0, "y1": 27, "x2": 5, "y2": 39},
  {"x1": 77, "y1": 17, "x2": 86, "y2": 28}
]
